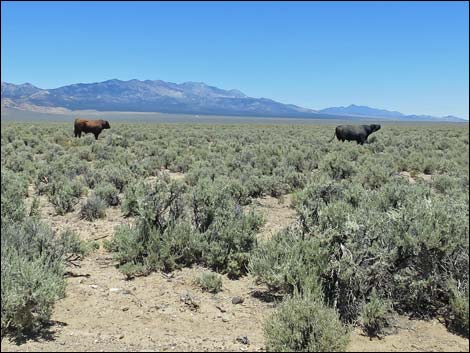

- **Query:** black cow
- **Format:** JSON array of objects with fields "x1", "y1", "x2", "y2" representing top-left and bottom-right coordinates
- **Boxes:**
[{"x1": 329, "y1": 124, "x2": 381, "y2": 145}]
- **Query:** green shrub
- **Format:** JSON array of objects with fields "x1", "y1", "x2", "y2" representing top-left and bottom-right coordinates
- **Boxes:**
[
  {"x1": 446, "y1": 282, "x2": 469, "y2": 337},
  {"x1": 1, "y1": 169, "x2": 28, "y2": 223},
  {"x1": 95, "y1": 182, "x2": 120, "y2": 206},
  {"x1": 79, "y1": 195, "x2": 107, "y2": 221},
  {"x1": 47, "y1": 179, "x2": 80, "y2": 215},
  {"x1": 432, "y1": 174, "x2": 460, "y2": 195},
  {"x1": 359, "y1": 290, "x2": 394, "y2": 337},
  {"x1": 104, "y1": 225, "x2": 143, "y2": 266},
  {"x1": 145, "y1": 221, "x2": 204, "y2": 273},
  {"x1": 109, "y1": 176, "x2": 263, "y2": 278},
  {"x1": 1, "y1": 219, "x2": 85, "y2": 337},
  {"x1": 107, "y1": 178, "x2": 191, "y2": 276},
  {"x1": 319, "y1": 152, "x2": 356, "y2": 180},
  {"x1": 120, "y1": 180, "x2": 147, "y2": 217},
  {"x1": 84, "y1": 169, "x2": 101, "y2": 189},
  {"x1": 200, "y1": 200, "x2": 263, "y2": 278},
  {"x1": 264, "y1": 292, "x2": 350, "y2": 352},
  {"x1": 195, "y1": 272, "x2": 223, "y2": 294},
  {"x1": 70, "y1": 177, "x2": 86, "y2": 198},
  {"x1": 256, "y1": 175, "x2": 468, "y2": 324},
  {"x1": 249, "y1": 227, "x2": 327, "y2": 294},
  {"x1": 102, "y1": 165, "x2": 132, "y2": 192}
]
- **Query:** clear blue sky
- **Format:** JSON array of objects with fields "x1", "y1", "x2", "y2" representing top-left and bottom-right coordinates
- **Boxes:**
[{"x1": 2, "y1": 1, "x2": 469, "y2": 118}]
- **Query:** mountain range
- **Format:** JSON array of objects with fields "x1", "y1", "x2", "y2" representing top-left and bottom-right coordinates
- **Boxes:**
[{"x1": 1, "y1": 80, "x2": 467, "y2": 122}]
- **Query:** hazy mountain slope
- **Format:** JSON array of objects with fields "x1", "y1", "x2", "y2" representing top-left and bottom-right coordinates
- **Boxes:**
[
  {"x1": 1, "y1": 80, "x2": 467, "y2": 121},
  {"x1": 319, "y1": 104, "x2": 405, "y2": 118}
]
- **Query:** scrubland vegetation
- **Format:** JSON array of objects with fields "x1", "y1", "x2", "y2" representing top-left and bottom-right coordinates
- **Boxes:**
[{"x1": 1, "y1": 121, "x2": 468, "y2": 349}]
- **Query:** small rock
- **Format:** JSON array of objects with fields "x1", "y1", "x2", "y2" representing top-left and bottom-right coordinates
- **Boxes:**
[
  {"x1": 222, "y1": 316, "x2": 230, "y2": 323},
  {"x1": 180, "y1": 291, "x2": 200, "y2": 311},
  {"x1": 236, "y1": 336, "x2": 250, "y2": 345},
  {"x1": 121, "y1": 306, "x2": 129, "y2": 311},
  {"x1": 232, "y1": 296, "x2": 244, "y2": 304},
  {"x1": 109, "y1": 287, "x2": 122, "y2": 293},
  {"x1": 118, "y1": 334, "x2": 124, "y2": 339},
  {"x1": 90, "y1": 285, "x2": 99, "y2": 289}
]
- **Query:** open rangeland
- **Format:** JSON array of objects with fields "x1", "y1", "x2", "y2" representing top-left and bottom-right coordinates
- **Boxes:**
[{"x1": 1, "y1": 119, "x2": 468, "y2": 351}]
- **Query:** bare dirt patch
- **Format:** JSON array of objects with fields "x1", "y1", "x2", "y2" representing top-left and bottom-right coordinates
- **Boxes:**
[
  {"x1": 25, "y1": 190, "x2": 129, "y2": 242},
  {"x1": 147, "y1": 169, "x2": 185, "y2": 183},
  {"x1": 1, "y1": 251, "x2": 273, "y2": 352},
  {"x1": 398, "y1": 171, "x2": 433, "y2": 184},
  {"x1": 251, "y1": 194, "x2": 297, "y2": 239},
  {"x1": 348, "y1": 316, "x2": 468, "y2": 352}
]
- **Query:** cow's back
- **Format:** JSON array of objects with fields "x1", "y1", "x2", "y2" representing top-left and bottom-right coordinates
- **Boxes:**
[
  {"x1": 74, "y1": 118, "x2": 89, "y2": 129},
  {"x1": 75, "y1": 118, "x2": 101, "y2": 131}
]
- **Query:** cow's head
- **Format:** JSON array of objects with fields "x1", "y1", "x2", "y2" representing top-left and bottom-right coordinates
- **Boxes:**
[
  {"x1": 370, "y1": 124, "x2": 381, "y2": 132},
  {"x1": 102, "y1": 120, "x2": 111, "y2": 129}
]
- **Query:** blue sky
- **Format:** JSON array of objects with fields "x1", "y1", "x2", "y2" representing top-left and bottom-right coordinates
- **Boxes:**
[{"x1": 2, "y1": 1, "x2": 468, "y2": 118}]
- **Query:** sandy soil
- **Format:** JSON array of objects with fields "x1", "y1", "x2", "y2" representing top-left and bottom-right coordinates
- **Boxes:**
[
  {"x1": 250, "y1": 194, "x2": 297, "y2": 240},
  {"x1": 348, "y1": 317, "x2": 468, "y2": 352},
  {"x1": 2, "y1": 180, "x2": 468, "y2": 352},
  {"x1": 1, "y1": 251, "x2": 273, "y2": 352}
]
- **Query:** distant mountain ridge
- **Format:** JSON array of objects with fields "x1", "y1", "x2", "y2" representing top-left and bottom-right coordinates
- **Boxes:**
[
  {"x1": 318, "y1": 104, "x2": 465, "y2": 122},
  {"x1": 1, "y1": 80, "x2": 467, "y2": 122},
  {"x1": 318, "y1": 104, "x2": 405, "y2": 118}
]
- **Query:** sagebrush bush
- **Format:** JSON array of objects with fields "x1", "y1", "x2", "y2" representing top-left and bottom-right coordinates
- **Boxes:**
[
  {"x1": 1, "y1": 168, "x2": 28, "y2": 222},
  {"x1": 109, "y1": 176, "x2": 263, "y2": 278},
  {"x1": 120, "y1": 180, "x2": 147, "y2": 217},
  {"x1": 195, "y1": 272, "x2": 223, "y2": 294},
  {"x1": 1, "y1": 219, "x2": 86, "y2": 337},
  {"x1": 102, "y1": 165, "x2": 133, "y2": 192},
  {"x1": 144, "y1": 221, "x2": 204, "y2": 273},
  {"x1": 79, "y1": 195, "x2": 107, "y2": 221},
  {"x1": 47, "y1": 178, "x2": 80, "y2": 215},
  {"x1": 193, "y1": 179, "x2": 263, "y2": 278},
  {"x1": 253, "y1": 172, "x2": 469, "y2": 324},
  {"x1": 446, "y1": 282, "x2": 469, "y2": 338},
  {"x1": 359, "y1": 290, "x2": 394, "y2": 337},
  {"x1": 95, "y1": 182, "x2": 120, "y2": 206},
  {"x1": 249, "y1": 227, "x2": 327, "y2": 294},
  {"x1": 264, "y1": 292, "x2": 350, "y2": 352},
  {"x1": 319, "y1": 152, "x2": 356, "y2": 180}
]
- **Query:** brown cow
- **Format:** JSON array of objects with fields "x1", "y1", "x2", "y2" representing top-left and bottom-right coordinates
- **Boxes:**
[{"x1": 74, "y1": 118, "x2": 111, "y2": 140}]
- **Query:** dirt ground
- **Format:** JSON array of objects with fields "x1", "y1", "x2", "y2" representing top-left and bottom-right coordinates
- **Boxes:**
[
  {"x1": 2, "y1": 177, "x2": 468, "y2": 352},
  {"x1": 348, "y1": 317, "x2": 469, "y2": 352},
  {"x1": 249, "y1": 194, "x2": 297, "y2": 240}
]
